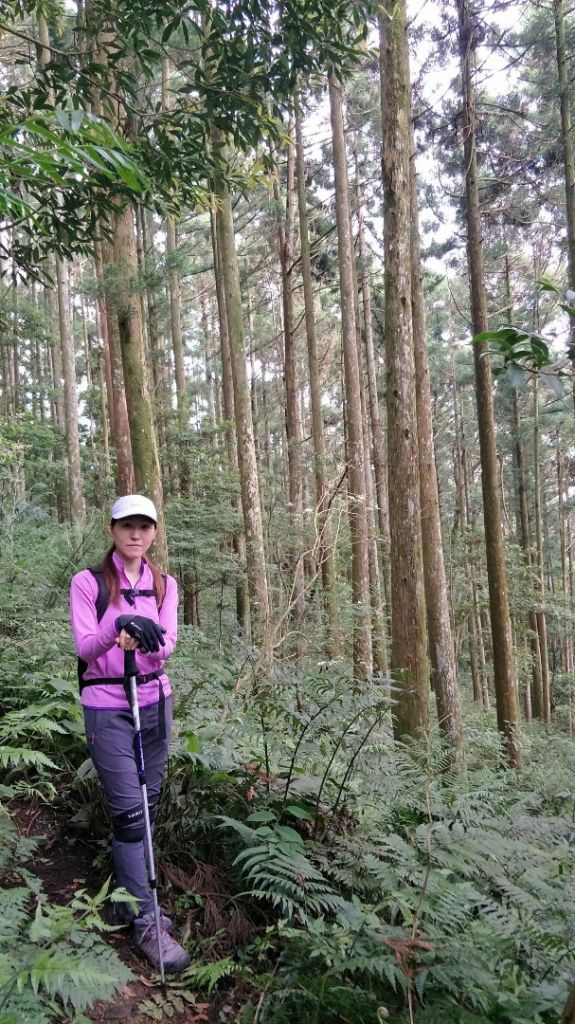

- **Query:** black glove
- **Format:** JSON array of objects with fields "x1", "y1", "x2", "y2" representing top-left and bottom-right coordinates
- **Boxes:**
[{"x1": 115, "y1": 615, "x2": 166, "y2": 654}]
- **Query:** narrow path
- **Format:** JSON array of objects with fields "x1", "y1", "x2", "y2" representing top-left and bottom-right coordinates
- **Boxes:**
[{"x1": 12, "y1": 800, "x2": 228, "y2": 1024}]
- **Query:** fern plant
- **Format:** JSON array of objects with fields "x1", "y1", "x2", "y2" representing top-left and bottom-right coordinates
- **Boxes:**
[
  {"x1": 0, "y1": 812, "x2": 133, "y2": 1023},
  {"x1": 219, "y1": 812, "x2": 342, "y2": 922}
]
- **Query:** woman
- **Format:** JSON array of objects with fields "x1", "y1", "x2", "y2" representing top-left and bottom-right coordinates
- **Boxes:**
[{"x1": 70, "y1": 494, "x2": 189, "y2": 974}]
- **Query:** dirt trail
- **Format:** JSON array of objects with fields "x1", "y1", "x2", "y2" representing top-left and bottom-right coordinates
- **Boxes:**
[{"x1": 13, "y1": 801, "x2": 240, "y2": 1024}]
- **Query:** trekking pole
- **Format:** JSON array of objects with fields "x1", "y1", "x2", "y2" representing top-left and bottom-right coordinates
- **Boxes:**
[{"x1": 124, "y1": 649, "x2": 167, "y2": 993}]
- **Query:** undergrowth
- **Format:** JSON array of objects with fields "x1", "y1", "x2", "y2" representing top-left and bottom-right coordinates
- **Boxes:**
[
  {"x1": 1, "y1": 507, "x2": 575, "y2": 1022},
  {"x1": 0, "y1": 812, "x2": 133, "y2": 1024}
]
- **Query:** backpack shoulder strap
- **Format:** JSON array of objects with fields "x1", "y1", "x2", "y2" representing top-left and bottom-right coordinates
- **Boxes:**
[
  {"x1": 77, "y1": 567, "x2": 109, "y2": 690},
  {"x1": 85, "y1": 566, "x2": 165, "y2": 620},
  {"x1": 87, "y1": 566, "x2": 110, "y2": 623}
]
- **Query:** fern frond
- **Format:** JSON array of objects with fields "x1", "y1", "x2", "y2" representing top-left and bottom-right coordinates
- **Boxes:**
[
  {"x1": 0, "y1": 748, "x2": 58, "y2": 771},
  {"x1": 183, "y1": 956, "x2": 239, "y2": 993},
  {"x1": 15, "y1": 944, "x2": 132, "y2": 1010}
]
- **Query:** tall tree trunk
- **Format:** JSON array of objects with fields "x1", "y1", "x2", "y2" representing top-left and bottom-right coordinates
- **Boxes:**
[
  {"x1": 294, "y1": 97, "x2": 339, "y2": 656},
  {"x1": 553, "y1": 0, "x2": 575, "y2": 415},
  {"x1": 512, "y1": 386, "x2": 544, "y2": 719},
  {"x1": 142, "y1": 209, "x2": 173, "y2": 495},
  {"x1": 562, "y1": 981, "x2": 575, "y2": 1023},
  {"x1": 210, "y1": 208, "x2": 249, "y2": 633},
  {"x1": 0, "y1": 299, "x2": 14, "y2": 420},
  {"x1": 37, "y1": 14, "x2": 71, "y2": 520},
  {"x1": 166, "y1": 212, "x2": 189, "y2": 488},
  {"x1": 452, "y1": 355, "x2": 481, "y2": 701},
  {"x1": 457, "y1": 0, "x2": 520, "y2": 765},
  {"x1": 162, "y1": 59, "x2": 189, "y2": 495},
  {"x1": 201, "y1": 291, "x2": 218, "y2": 428},
  {"x1": 347, "y1": 164, "x2": 388, "y2": 676},
  {"x1": 56, "y1": 257, "x2": 85, "y2": 528},
  {"x1": 356, "y1": 179, "x2": 392, "y2": 611},
  {"x1": 79, "y1": 288, "x2": 101, "y2": 504},
  {"x1": 95, "y1": 338, "x2": 111, "y2": 484},
  {"x1": 358, "y1": 339, "x2": 389, "y2": 675},
  {"x1": 533, "y1": 377, "x2": 552, "y2": 722},
  {"x1": 10, "y1": 270, "x2": 26, "y2": 502},
  {"x1": 329, "y1": 72, "x2": 372, "y2": 679},
  {"x1": 213, "y1": 178, "x2": 269, "y2": 640},
  {"x1": 94, "y1": 241, "x2": 115, "y2": 437},
  {"x1": 43, "y1": 276, "x2": 67, "y2": 522},
  {"x1": 379, "y1": 2, "x2": 429, "y2": 735},
  {"x1": 407, "y1": 73, "x2": 464, "y2": 762},
  {"x1": 98, "y1": 236, "x2": 135, "y2": 494},
  {"x1": 112, "y1": 202, "x2": 166, "y2": 562},
  {"x1": 275, "y1": 134, "x2": 305, "y2": 650},
  {"x1": 557, "y1": 444, "x2": 574, "y2": 679},
  {"x1": 504, "y1": 248, "x2": 544, "y2": 720}
]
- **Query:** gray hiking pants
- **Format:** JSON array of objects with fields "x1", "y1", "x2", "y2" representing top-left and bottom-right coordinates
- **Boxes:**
[{"x1": 83, "y1": 698, "x2": 173, "y2": 920}]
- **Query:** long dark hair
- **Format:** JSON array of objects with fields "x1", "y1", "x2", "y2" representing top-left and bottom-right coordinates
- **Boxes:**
[{"x1": 101, "y1": 544, "x2": 166, "y2": 609}]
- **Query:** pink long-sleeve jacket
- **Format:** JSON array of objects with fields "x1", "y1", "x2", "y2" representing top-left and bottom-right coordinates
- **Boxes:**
[{"x1": 70, "y1": 550, "x2": 176, "y2": 709}]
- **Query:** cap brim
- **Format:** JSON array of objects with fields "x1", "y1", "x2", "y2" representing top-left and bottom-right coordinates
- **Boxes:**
[{"x1": 112, "y1": 514, "x2": 157, "y2": 524}]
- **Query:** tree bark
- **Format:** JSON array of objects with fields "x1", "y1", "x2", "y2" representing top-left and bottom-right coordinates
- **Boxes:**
[
  {"x1": 294, "y1": 97, "x2": 339, "y2": 656},
  {"x1": 275, "y1": 132, "x2": 305, "y2": 649},
  {"x1": 557, "y1": 444, "x2": 574, "y2": 679},
  {"x1": 553, "y1": 0, "x2": 575, "y2": 415},
  {"x1": 56, "y1": 257, "x2": 85, "y2": 528},
  {"x1": 358, "y1": 333, "x2": 389, "y2": 676},
  {"x1": 356, "y1": 185, "x2": 392, "y2": 611},
  {"x1": 99, "y1": 235, "x2": 135, "y2": 494},
  {"x1": 214, "y1": 178, "x2": 269, "y2": 640},
  {"x1": 457, "y1": 0, "x2": 520, "y2": 765},
  {"x1": 533, "y1": 376, "x2": 552, "y2": 722},
  {"x1": 408, "y1": 71, "x2": 464, "y2": 763},
  {"x1": 562, "y1": 981, "x2": 575, "y2": 1023},
  {"x1": 513, "y1": 386, "x2": 544, "y2": 719},
  {"x1": 380, "y1": 1, "x2": 429, "y2": 735},
  {"x1": 112, "y1": 201, "x2": 166, "y2": 563},
  {"x1": 210, "y1": 207, "x2": 249, "y2": 633},
  {"x1": 329, "y1": 71, "x2": 372, "y2": 679},
  {"x1": 143, "y1": 209, "x2": 174, "y2": 495}
]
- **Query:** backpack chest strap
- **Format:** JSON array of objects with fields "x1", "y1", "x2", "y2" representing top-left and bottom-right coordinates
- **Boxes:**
[{"x1": 120, "y1": 587, "x2": 156, "y2": 607}]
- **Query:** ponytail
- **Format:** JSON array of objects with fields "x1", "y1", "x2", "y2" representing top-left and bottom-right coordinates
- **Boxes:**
[
  {"x1": 102, "y1": 546, "x2": 121, "y2": 606},
  {"x1": 147, "y1": 559, "x2": 166, "y2": 610}
]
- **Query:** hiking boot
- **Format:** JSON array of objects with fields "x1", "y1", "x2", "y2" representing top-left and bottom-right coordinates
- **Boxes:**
[
  {"x1": 160, "y1": 911, "x2": 174, "y2": 934},
  {"x1": 133, "y1": 912, "x2": 190, "y2": 974},
  {"x1": 108, "y1": 901, "x2": 174, "y2": 933}
]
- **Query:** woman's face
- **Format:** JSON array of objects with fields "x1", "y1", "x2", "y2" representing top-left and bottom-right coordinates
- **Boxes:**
[{"x1": 108, "y1": 517, "x2": 157, "y2": 562}]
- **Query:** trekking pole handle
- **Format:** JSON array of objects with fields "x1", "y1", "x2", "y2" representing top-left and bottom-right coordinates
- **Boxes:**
[{"x1": 125, "y1": 648, "x2": 137, "y2": 679}]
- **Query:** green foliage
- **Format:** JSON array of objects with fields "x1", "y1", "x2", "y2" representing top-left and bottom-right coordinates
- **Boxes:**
[
  {"x1": 474, "y1": 325, "x2": 567, "y2": 396},
  {"x1": 0, "y1": 0, "x2": 373, "y2": 277},
  {"x1": 231, "y1": 728, "x2": 575, "y2": 1023},
  {"x1": 1, "y1": 510, "x2": 574, "y2": 1023},
  {"x1": 184, "y1": 955, "x2": 240, "y2": 993},
  {"x1": 0, "y1": 107, "x2": 150, "y2": 276},
  {"x1": 220, "y1": 813, "x2": 342, "y2": 921},
  {"x1": 0, "y1": 507, "x2": 100, "y2": 797},
  {"x1": 157, "y1": 639, "x2": 575, "y2": 1023},
  {"x1": 166, "y1": 464, "x2": 243, "y2": 613},
  {"x1": 0, "y1": 815, "x2": 133, "y2": 1023},
  {"x1": 473, "y1": 277, "x2": 575, "y2": 396}
]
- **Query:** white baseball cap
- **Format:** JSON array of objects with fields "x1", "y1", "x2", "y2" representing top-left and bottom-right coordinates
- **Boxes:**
[{"x1": 110, "y1": 494, "x2": 158, "y2": 523}]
